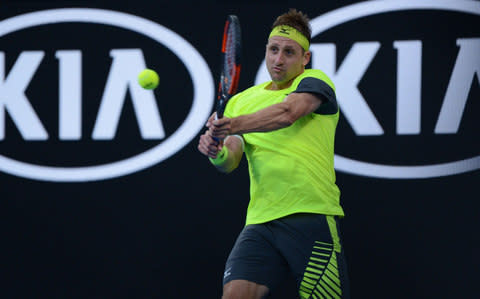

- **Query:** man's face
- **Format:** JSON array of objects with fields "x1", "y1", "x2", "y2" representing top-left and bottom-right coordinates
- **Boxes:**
[{"x1": 265, "y1": 36, "x2": 310, "y2": 90}]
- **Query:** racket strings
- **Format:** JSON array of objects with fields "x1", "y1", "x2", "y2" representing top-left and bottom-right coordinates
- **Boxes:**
[
  {"x1": 217, "y1": 15, "x2": 241, "y2": 117},
  {"x1": 225, "y1": 30, "x2": 236, "y2": 70}
]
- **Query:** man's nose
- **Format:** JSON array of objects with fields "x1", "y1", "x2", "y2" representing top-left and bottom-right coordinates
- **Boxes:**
[{"x1": 274, "y1": 53, "x2": 284, "y2": 65}]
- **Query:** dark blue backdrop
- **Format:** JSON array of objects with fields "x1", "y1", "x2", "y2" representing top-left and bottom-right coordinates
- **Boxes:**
[{"x1": 2, "y1": 0, "x2": 479, "y2": 298}]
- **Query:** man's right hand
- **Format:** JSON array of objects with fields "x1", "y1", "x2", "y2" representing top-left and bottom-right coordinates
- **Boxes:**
[{"x1": 198, "y1": 129, "x2": 222, "y2": 159}]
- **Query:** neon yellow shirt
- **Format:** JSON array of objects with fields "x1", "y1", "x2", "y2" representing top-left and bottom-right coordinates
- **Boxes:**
[{"x1": 225, "y1": 69, "x2": 344, "y2": 225}]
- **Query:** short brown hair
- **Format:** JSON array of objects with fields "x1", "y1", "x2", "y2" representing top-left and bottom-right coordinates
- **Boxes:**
[{"x1": 272, "y1": 9, "x2": 311, "y2": 44}]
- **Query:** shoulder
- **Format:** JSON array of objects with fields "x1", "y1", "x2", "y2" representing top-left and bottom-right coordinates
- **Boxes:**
[
  {"x1": 293, "y1": 69, "x2": 338, "y2": 115},
  {"x1": 224, "y1": 81, "x2": 270, "y2": 117},
  {"x1": 229, "y1": 81, "x2": 269, "y2": 101},
  {"x1": 295, "y1": 69, "x2": 335, "y2": 91}
]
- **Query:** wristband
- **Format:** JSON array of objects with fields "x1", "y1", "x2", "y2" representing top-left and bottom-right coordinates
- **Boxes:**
[{"x1": 209, "y1": 146, "x2": 229, "y2": 166}]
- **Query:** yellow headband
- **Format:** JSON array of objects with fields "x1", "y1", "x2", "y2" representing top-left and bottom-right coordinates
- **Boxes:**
[{"x1": 269, "y1": 25, "x2": 310, "y2": 51}]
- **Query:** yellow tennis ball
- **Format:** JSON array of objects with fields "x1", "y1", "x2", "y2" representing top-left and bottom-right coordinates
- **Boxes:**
[{"x1": 138, "y1": 69, "x2": 159, "y2": 90}]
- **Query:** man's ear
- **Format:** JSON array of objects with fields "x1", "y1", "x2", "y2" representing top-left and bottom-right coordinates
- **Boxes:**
[{"x1": 303, "y1": 51, "x2": 311, "y2": 67}]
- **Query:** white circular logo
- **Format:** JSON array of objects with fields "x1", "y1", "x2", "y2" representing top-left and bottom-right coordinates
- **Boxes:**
[
  {"x1": 0, "y1": 8, "x2": 214, "y2": 182},
  {"x1": 256, "y1": 0, "x2": 480, "y2": 179}
]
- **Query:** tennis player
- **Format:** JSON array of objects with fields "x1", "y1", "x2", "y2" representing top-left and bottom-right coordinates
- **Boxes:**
[{"x1": 198, "y1": 9, "x2": 350, "y2": 299}]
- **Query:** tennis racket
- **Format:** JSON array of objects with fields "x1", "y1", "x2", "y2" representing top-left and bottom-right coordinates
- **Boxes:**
[{"x1": 215, "y1": 15, "x2": 242, "y2": 120}]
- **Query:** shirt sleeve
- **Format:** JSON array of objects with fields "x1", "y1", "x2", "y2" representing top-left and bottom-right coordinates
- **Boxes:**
[{"x1": 292, "y1": 77, "x2": 338, "y2": 115}]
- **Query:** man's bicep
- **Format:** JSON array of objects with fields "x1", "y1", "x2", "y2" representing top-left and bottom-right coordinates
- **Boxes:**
[
  {"x1": 293, "y1": 77, "x2": 338, "y2": 115},
  {"x1": 284, "y1": 92, "x2": 323, "y2": 118}
]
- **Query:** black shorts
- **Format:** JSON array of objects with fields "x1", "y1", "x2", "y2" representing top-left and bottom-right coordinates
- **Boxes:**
[{"x1": 223, "y1": 213, "x2": 350, "y2": 299}]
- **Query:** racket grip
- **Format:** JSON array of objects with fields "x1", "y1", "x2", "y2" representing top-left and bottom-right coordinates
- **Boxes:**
[
  {"x1": 212, "y1": 113, "x2": 219, "y2": 142},
  {"x1": 216, "y1": 98, "x2": 226, "y2": 119}
]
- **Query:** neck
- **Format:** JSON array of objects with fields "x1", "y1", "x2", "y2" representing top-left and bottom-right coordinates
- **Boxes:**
[
  {"x1": 269, "y1": 78, "x2": 294, "y2": 90},
  {"x1": 268, "y1": 69, "x2": 305, "y2": 90}
]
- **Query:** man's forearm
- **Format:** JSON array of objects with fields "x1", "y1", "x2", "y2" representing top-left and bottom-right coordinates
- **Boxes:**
[
  {"x1": 229, "y1": 92, "x2": 322, "y2": 135},
  {"x1": 230, "y1": 102, "x2": 296, "y2": 135}
]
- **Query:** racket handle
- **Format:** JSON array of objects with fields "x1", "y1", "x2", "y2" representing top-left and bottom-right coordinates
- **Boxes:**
[
  {"x1": 213, "y1": 99, "x2": 224, "y2": 142},
  {"x1": 216, "y1": 97, "x2": 226, "y2": 119},
  {"x1": 212, "y1": 113, "x2": 219, "y2": 143}
]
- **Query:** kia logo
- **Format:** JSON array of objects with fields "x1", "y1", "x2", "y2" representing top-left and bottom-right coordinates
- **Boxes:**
[
  {"x1": 256, "y1": 0, "x2": 480, "y2": 179},
  {"x1": 0, "y1": 8, "x2": 214, "y2": 182}
]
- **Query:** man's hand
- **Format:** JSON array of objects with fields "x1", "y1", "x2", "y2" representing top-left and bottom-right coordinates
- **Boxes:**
[
  {"x1": 198, "y1": 128, "x2": 222, "y2": 159},
  {"x1": 198, "y1": 113, "x2": 228, "y2": 158},
  {"x1": 211, "y1": 118, "x2": 233, "y2": 140},
  {"x1": 198, "y1": 113, "x2": 244, "y2": 173},
  {"x1": 206, "y1": 113, "x2": 233, "y2": 140}
]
